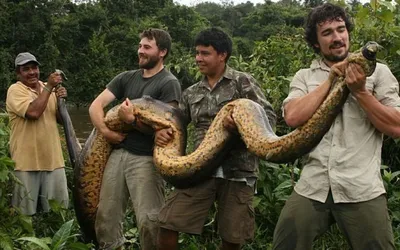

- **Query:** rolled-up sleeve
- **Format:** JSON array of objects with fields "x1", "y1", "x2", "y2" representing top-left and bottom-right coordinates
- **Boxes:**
[
  {"x1": 6, "y1": 85, "x2": 31, "y2": 118},
  {"x1": 373, "y1": 64, "x2": 400, "y2": 110},
  {"x1": 282, "y1": 69, "x2": 310, "y2": 117}
]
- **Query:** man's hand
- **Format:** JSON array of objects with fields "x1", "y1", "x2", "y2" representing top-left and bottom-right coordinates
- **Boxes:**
[
  {"x1": 155, "y1": 128, "x2": 174, "y2": 147},
  {"x1": 55, "y1": 86, "x2": 67, "y2": 98},
  {"x1": 223, "y1": 114, "x2": 238, "y2": 134},
  {"x1": 101, "y1": 128, "x2": 127, "y2": 144},
  {"x1": 47, "y1": 71, "x2": 63, "y2": 89},
  {"x1": 345, "y1": 63, "x2": 367, "y2": 94},
  {"x1": 118, "y1": 98, "x2": 135, "y2": 124},
  {"x1": 328, "y1": 60, "x2": 348, "y2": 82}
]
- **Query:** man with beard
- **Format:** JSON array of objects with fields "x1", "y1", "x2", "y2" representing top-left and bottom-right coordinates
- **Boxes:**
[
  {"x1": 89, "y1": 28, "x2": 181, "y2": 250},
  {"x1": 273, "y1": 3, "x2": 400, "y2": 250}
]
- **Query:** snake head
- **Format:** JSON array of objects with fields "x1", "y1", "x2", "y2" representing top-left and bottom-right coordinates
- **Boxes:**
[
  {"x1": 348, "y1": 41, "x2": 380, "y2": 77},
  {"x1": 362, "y1": 41, "x2": 382, "y2": 61},
  {"x1": 55, "y1": 69, "x2": 68, "y2": 81}
]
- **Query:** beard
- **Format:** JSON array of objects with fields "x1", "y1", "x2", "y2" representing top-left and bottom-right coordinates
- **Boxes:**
[
  {"x1": 139, "y1": 54, "x2": 160, "y2": 70},
  {"x1": 323, "y1": 51, "x2": 349, "y2": 63},
  {"x1": 322, "y1": 41, "x2": 349, "y2": 63}
]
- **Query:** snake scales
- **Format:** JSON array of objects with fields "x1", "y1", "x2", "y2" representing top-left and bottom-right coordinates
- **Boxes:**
[{"x1": 61, "y1": 42, "x2": 379, "y2": 243}]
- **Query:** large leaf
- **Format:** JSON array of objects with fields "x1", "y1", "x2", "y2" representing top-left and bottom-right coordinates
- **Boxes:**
[
  {"x1": 253, "y1": 196, "x2": 262, "y2": 208},
  {"x1": 273, "y1": 179, "x2": 293, "y2": 192},
  {"x1": 18, "y1": 215, "x2": 34, "y2": 234},
  {"x1": 370, "y1": 0, "x2": 378, "y2": 11},
  {"x1": 356, "y1": 6, "x2": 369, "y2": 20},
  {"x1": 17, "y1": 237, "x2": 51, "y2": 250},
  {"x1": 51, "y1": 219, "x2": 74, "y2": 249},
  {"x1": 0, "y1": 232, "x2": 13, "y2": 250},
  {"x1": 389, "y1": 171, "x2": 400, "y2": 182},
  {"x1": 378, "y1": 9, "x2": 394, "y2": 22}
]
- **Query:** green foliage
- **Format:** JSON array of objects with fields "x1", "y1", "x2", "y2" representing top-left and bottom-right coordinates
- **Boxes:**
[
  {"x1": 72, "y1": 31, "x2": 116, "y2": 104},
  {"x1": 0, "y1": 114, "x2": 92, "y2": 249},
  {"x1": 382, "y1": 165, "x2": 400, "y2": 229},
  {"x1": 1, "y1": 0, "x2": 400, "y2": 249},
  {"x1": 0, "y1": 0, "x2": 306, "y2": 105},
  {"x1": 0, "y1": 48, "x2": 13, "y2": 101},
  {"x1": 0, "y1": 114, "x2": 29, "y2": 250},
  {"x1": 17, "y1": 219, "x2": 92, "y2": 250},
  {"x1": 157, "y1": 4, "x2": 209, "y2": 48},
  {"x1": 239, "y1": 2, "x2": 307, "y2": 41},
  {"x1": 248, "y1": 161, "x2": 299, "y2": 247},
  {"x1": 166, "y1": 49, "x2": 200, "y2": 91}
]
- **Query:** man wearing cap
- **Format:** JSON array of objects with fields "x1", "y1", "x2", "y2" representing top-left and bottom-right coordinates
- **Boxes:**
[{"x1": 6, "y1": 52, "x2": 69, "y2": 215}]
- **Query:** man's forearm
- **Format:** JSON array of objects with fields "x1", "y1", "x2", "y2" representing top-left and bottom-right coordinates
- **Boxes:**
[
  {"x1": 25, "y1": 91, "x2": 52, "y2": 119},
  {"x1": 354, "y1": 90, "x2": 400, "y2": 138},
  {"x1": 284, "y1": 79, "x2": 331, "y2": 128},
  {"x1": 89, "y1": 102, "x2": 108, "y2": 133}
]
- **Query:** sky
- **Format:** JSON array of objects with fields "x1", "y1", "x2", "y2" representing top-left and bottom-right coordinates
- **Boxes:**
[{"x1": 174, "y1": 0, "x2": 266, "y2": 6}]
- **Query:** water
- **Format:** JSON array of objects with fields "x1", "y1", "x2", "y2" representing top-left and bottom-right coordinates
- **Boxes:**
[{"x1": 67, "y1": 106, "x2": 93, "y2": 144}]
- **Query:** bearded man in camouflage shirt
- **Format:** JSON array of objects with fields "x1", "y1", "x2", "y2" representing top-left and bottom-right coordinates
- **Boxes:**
[{"x1": 155, "y1": 27, "x2": 276, "y2": 250}]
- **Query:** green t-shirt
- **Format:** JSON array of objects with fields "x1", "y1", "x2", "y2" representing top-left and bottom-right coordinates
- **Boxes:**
[{"x1": 107, "y1": 68, "x2": 181, "y2": 155}]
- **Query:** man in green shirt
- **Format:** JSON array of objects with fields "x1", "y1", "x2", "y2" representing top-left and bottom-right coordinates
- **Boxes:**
[{"x1": 156, "y1": 27, "x2": 276, "y2": 250}]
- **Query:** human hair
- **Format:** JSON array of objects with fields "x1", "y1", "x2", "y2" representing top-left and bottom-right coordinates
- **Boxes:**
[
  {"x1": 304, "y1": 3, "x2": 353, "y2": 54},
  {"x1": 140, "y1": 28, "x2": 172, "y2": 59},
  {"x1": 194, "y1": 27, "x2": 232, "y2": 62}
]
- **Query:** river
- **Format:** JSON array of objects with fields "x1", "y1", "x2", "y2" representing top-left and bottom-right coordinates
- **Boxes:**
[{"x1": 67, "y1": 106, "x2": 93, "y2": 144}]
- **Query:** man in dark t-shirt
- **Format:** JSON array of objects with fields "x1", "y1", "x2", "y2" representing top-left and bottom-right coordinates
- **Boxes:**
[{"x1": 89, "y1": 28, "x2": 181, "y2": 250}]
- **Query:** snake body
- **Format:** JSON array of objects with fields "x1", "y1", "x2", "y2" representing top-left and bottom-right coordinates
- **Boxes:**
[
  {"x1": 154, "y1": 42, "x2": 378, "y2": 187},
  {"x1": 70, "y1": 97, "x2": 186, "y2": 244},
  {"x1": 61, "y1": 42, "x2": 379, "y2": 243}
]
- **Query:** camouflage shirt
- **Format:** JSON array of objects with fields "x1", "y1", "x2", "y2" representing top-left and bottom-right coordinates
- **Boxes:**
[{"x1": 180, "y1": 66, "x2": 276, "y2": 179}]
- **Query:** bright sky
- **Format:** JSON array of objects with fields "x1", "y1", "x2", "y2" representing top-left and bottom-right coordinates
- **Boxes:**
[{"x1": 174, "y1": 0, "x2": 266, "y2": 6}]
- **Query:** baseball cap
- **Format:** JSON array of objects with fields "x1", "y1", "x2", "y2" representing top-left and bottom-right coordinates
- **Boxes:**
[{"x1": 15, "y1": 52, "x2": 41, "y2": 68}]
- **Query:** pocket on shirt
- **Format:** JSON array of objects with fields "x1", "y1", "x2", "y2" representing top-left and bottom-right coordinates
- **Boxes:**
[
  {"x1": 188, "y1": 94, "x2": 205, "y2": 124},
  {"x1": 343, "y1": 80, "x2": 375, "y2": 119},
  {"x1": 343, "y1": 96, "x2": 367, "y2": 119},
  {"x1": 216, "y1": 88, "x2": 236, "y2": 107}
]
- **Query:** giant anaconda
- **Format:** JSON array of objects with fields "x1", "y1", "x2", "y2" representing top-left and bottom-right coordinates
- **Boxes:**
[{"x1": 62, "y1": 42, "x2": 379, "y2": 243}]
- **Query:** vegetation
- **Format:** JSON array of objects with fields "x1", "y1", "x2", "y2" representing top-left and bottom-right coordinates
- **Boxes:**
[{"x1": 0, "y1": 0, "x2": 400, "y2": 249}]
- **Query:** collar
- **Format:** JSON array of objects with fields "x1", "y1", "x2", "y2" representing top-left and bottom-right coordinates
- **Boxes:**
[
  {"x1": 198, "y1": 65, "x2": 234, "y2": 89},
  {"x1": 310, "y1": 58, "x2": 331, "y2": 72},
  {"x1": 140, "y1": 66, "x2": 165, "y2": 79},
  {"x1": 16, "y1": 81, "x2": 45, "y2": 94}
]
